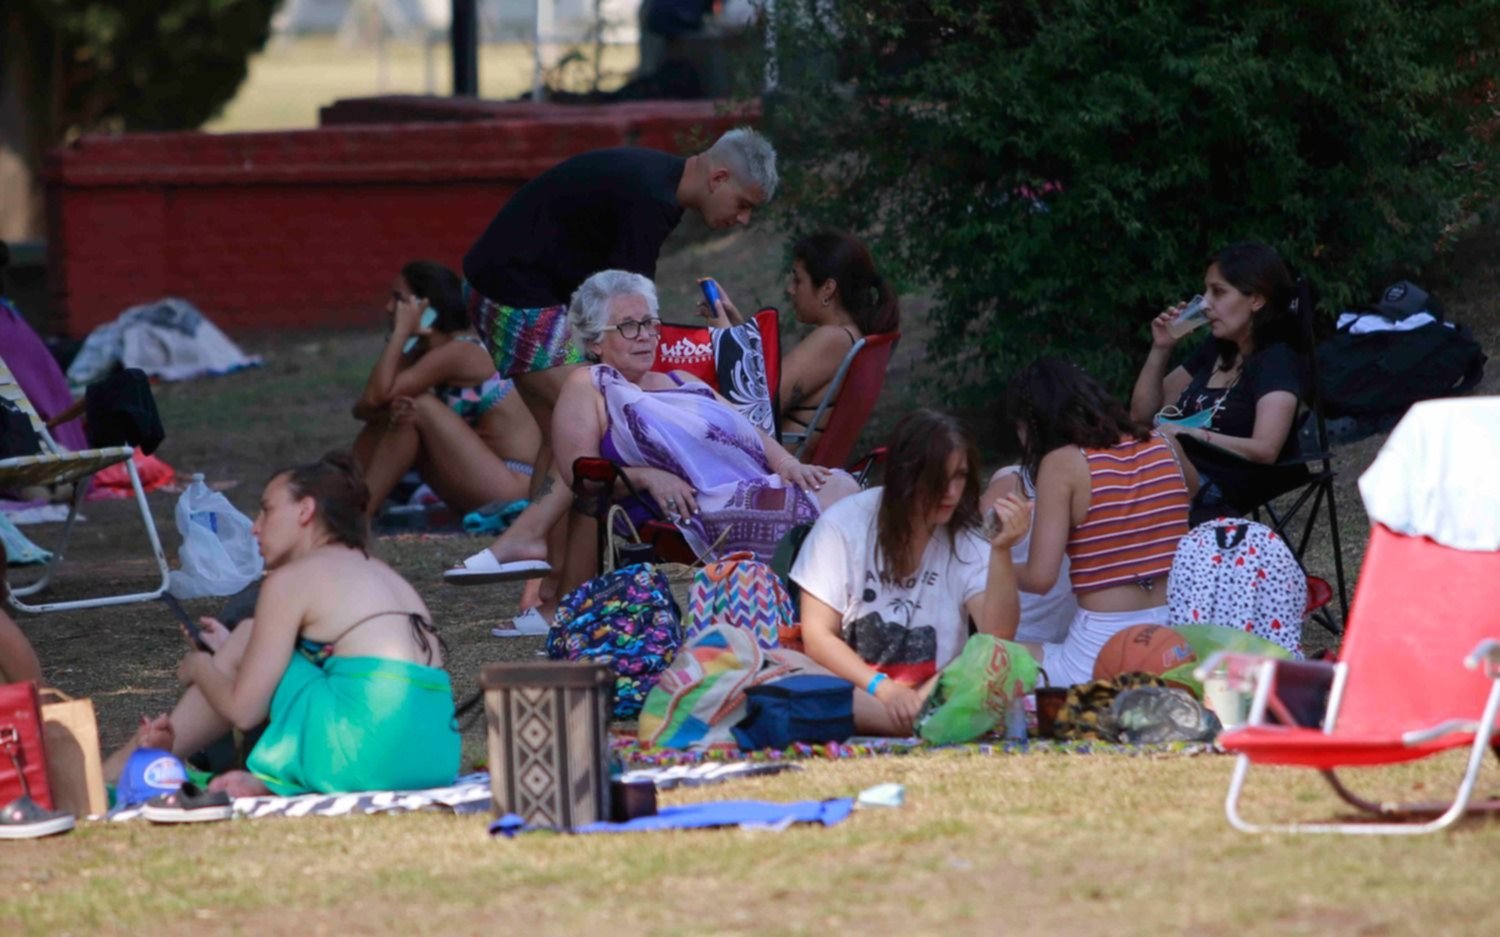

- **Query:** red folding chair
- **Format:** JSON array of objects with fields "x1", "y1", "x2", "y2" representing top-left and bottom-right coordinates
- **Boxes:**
[
  {"x1": 1200, "y1": 522, "x2": 1500, "y2": 834},
  {"x1": 783, "y1": 331, "x2": 900, "y2": 470},
  {"x1": 652, "y1": 308, "x2": 782, "y2": 432}
]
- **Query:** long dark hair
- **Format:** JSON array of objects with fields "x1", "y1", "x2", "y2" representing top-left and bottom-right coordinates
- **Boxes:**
[
  {"x1": 876, "y1": 409, "x2": 982, "y2": 580},
  {"x1": 1005, "y1": 358, "x2": 1146, "y2": 483},
  {"x1": 276, "y1": 451, "x2": 370, "y2": 554},
  {"x1": 401, "y1": 260, "x2": 468, "y2": 334},
  {"x1": 1208, "y1": 241, "x2": 1297, "y2": 371},
  {"x1": 792, "y1": 232, "x2": 900, "y2": 335}
]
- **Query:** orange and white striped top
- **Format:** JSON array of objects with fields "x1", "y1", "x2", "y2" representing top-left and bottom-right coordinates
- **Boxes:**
[{"x1": 1066, "y1": 433, "x2": 1190, "y2": 593}]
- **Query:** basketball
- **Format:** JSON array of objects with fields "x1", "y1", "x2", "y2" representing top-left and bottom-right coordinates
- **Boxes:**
[{"x1": 1092, "y1": 625, "x2": 1197, "y2": 681}]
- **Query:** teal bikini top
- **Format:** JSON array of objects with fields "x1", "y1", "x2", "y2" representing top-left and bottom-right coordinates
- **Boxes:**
[{"x1": 296, "y1": 610, "x2": 444, "y2": 666}]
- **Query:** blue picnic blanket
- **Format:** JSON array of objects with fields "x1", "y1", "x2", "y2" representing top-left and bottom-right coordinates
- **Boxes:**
[{"x1": 490, "y1": 797, "x2": 855, "y2": 836}]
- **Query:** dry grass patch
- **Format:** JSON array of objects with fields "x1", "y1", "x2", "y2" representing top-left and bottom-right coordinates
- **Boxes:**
[{"x1": 3, "y1": 752, "x2": 1500, "y2": 935}]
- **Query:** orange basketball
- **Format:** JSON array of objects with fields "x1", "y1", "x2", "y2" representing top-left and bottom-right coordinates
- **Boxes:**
[{"x1": 1092, "y1": 625, "x2": 1197, "y2": 681}]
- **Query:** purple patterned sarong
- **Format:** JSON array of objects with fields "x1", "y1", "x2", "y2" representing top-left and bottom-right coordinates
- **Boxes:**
[{"x1": 595, "y1": 366, "x2": 820, "y2": 563}]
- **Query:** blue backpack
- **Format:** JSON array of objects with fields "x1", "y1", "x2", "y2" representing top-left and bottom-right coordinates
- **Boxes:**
[{"x1": 547, "y1": 564, "x2": 682, "y2": 719}]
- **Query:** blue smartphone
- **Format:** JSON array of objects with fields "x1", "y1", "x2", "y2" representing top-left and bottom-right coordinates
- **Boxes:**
[{"x1": 698, "y1": 277, "x2": 722, "y2": 309}]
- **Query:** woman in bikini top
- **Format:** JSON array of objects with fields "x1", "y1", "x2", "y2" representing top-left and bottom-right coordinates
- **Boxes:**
[
  {"x1": 698, "y1": 233, "x2": 901, "y2": 450},
  {"x1": 350, "y1": 259, "x2": 539, "y2": 520},
  {"x1": 108, "y1": 452, "x2": 461, "y2": 798}
]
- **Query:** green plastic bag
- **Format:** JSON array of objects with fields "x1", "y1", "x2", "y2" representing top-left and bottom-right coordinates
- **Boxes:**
[
  {"x1": 1162, "y1": 624, "x2": 1292, "y2": 699},
  {"x1": 917, "y1": 635, "x2": 1040, "y2": 745}
]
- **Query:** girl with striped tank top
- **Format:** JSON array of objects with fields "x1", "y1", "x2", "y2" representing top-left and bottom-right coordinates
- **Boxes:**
[{"x1": 999, "y1": 358, "x2": 1199, "y2": 686}]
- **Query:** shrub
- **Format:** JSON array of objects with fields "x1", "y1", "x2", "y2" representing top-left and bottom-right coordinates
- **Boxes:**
[
  {"x1": 29, "y1": 0, "x2": 278, "y2": 135},
  {"x1": 759, "y1": 0, "x2": 1500, "y2": 403}
]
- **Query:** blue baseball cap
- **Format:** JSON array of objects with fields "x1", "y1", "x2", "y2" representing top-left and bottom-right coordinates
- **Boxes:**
[{"x1": 116, "y1": 748, "x2": 188, "y2": 807}]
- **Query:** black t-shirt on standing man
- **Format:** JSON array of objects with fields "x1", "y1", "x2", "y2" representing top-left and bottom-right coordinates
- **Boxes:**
[{"x1": 463, "y1": 147, "x2": 687, "y2": 308}]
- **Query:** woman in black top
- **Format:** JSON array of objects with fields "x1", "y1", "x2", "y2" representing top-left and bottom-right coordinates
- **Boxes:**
[{"x1": 1129, "y1": 242, "x2": 1304, "y2": 509}]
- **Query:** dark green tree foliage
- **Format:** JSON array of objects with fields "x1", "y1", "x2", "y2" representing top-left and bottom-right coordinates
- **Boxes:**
[
  {"x1": 762, "y1": 1, "x2": 1500, "y2": 400},
  {"x1": 30, "y1": 0, "x2": 279, "y2": 134}
]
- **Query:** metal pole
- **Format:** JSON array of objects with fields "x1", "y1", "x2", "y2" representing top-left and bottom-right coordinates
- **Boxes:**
[{"x1": 452, "y1": 0, "x2": 478, "y2": 96}]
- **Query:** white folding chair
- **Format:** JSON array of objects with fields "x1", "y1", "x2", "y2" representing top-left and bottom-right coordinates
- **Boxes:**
[{"x1": 0, "y1": 357, "x2": 168, "y2": 613}]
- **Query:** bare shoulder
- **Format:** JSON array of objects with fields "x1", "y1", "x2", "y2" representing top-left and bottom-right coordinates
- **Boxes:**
[
  {"x1": 1037, "y1": 446, "x2": 1088, "y2": 486},
  {"x1": 987, "y1": 465, "x2": 1023, "y2": 490},
  {"x1": 797, "y1": 325, "x2": 858, "y2": 354}
]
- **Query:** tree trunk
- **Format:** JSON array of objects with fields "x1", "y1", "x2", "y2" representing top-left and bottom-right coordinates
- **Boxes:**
[{"x1": 0, "y1": 6, "x2": 57, "y2": 241}]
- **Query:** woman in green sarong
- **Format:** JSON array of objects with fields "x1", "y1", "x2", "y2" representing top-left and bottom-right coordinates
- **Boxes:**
[{"x1": 121, "y1": 452, "x2": 460, "y2": 796}]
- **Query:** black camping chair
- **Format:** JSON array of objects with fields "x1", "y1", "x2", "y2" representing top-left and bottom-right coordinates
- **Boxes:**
[{"x1": 1177, "y1": 277, "x2": 1350, "y2": 635}]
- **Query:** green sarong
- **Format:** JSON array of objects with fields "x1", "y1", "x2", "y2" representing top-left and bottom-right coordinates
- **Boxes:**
[{"x1": 248, "y1": 654, "x2": 461, "y2": 796}]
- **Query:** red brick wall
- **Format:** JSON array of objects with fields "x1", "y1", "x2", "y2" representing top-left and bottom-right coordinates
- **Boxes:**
[{"x1": 44, "y1": 100, "x2": 753, "y2": 336}]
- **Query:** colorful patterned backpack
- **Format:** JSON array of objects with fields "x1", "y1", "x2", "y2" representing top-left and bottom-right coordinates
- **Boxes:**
[
  {"x1": 547, "y1": 563, "x2": 682, "y2": 719},
  {"x1": 685, "y1": 552, "x2": 794, "y2": 650},
  {"x1": 1166, "y1": 519, "x2": 1307, "y2": 658}
]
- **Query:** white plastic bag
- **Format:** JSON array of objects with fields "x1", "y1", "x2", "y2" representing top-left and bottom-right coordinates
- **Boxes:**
[{"x1": 168, "y1": 474, "x2": 264, "y2": 599}]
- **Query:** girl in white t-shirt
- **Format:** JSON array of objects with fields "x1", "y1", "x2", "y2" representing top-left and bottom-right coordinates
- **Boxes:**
[{"x1": 791, "y1": 409, "x2": 1030, "y2": 736}]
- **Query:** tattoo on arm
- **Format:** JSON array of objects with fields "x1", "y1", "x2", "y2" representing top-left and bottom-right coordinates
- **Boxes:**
[
  {"x1": 536, "y1": 471, "x2": 557, "y2": 498},
  {"x1": 787, "y1": 381, "x2": 808, "y2": 411}
]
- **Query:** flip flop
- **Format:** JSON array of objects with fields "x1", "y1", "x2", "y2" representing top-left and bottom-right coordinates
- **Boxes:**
[
  {"x1": 140, "y1": 782, "x2": 233, "y2": 824},
  {"x1": 490, "y1": 607, "x2": 552, "y2": 638},
  {"x1": 443, "y1": 550, "x2": 552, "y2": 586}
]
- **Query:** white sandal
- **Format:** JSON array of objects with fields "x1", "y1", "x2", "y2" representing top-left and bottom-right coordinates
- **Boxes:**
[
  {"x1": 443, "y1": 550, "x2": 552, "y2": 585},
  {"x1": 490, "y1": 607, "x2": 552, "y2": 638}
]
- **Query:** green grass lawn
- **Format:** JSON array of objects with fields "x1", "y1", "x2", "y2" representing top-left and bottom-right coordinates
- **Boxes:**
[{"x1": 4, "y1": 752, "x2": 1500, "y2": 935}]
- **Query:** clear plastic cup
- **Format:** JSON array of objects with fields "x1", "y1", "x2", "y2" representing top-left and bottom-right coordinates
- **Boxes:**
[
  {"x1": 1202, "y1": 673, "x2": 1250, "y2": 729},
  {"x1": 1165, "y1": 294, "x2": 1210, "y2": 339}
]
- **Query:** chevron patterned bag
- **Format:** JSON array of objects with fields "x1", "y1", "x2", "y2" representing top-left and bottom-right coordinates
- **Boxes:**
[{"x1": 685, "y1": 552, "x2": 793, "y2": 650}]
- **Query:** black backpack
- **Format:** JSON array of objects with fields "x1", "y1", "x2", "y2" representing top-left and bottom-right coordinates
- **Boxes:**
[
  {"x1": 84, "y1": 368, "x2": 165, "y2": 455},
  {"x1": 0, "y1": 398, "x2": 42, "y2": 458},
  {"x1": 1316, "y1": 281, "x2": 1486, "y2": 419}
]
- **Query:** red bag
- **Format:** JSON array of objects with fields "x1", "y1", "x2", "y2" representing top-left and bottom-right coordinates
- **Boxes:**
[{"x1": 0, "y1": 682, "x2": 53, "y2": 809}]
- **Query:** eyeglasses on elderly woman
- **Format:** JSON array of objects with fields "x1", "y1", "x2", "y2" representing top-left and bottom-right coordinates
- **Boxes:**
[{"x1": 599, "y1": 317, "x2": 663, "y2": 340}]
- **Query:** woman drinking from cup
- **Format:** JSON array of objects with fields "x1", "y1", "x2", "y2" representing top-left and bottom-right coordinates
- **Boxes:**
[{"x1": 1128, "y1": 242, "x2": 1305, "y2": 517}]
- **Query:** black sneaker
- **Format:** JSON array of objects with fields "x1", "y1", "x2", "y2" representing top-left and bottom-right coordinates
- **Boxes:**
[
  {"x1": 140, "y1": 782, "x2": 233, "y2": 824},
  {"x1": 0, "y1": 795, "x2": 75, "y2": 839}
]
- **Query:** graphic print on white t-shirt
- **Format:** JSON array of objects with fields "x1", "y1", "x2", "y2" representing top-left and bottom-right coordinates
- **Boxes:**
[
  {"x1": 843, "y1": 564, "x2": 945, "y2": 686},
  {"x1": 791, "y1": 489, "x2": 988, "y2": 688}
]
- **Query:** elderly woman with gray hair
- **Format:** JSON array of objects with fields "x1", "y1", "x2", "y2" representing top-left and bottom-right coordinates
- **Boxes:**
[
  {"x1": 552, "y1": 269, "x2": 857, "y2": 564},
  {"x1": 448, "y1": 269, "x2": 856, "y2": 617}
]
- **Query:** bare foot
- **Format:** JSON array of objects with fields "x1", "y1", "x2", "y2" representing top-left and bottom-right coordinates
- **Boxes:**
[
  {"x1": 208, "y1": 770, "x2": 271, "y2": 798},
  {"x1": 483, "y1": 530, "x2": 549, "y2": 565}
]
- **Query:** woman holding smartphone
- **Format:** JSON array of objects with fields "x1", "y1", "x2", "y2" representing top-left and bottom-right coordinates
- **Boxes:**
[
  {"x1": 350, "y1": 260, "x2": 539, "y2": 519},
  {"x1": 701, "y1": 232, "x2": 900, "y2": 449}
]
